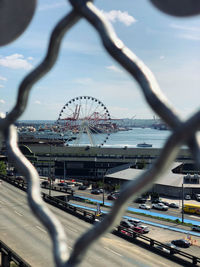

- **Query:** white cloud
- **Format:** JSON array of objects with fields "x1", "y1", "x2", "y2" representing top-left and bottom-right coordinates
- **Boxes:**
[
  {"x1": 170, "y1": 23, "x2": 200, "y2": 41},
  {"x1": 0, "y1": 85, "x2": 4, "y2": 88},
  {"x1": 0, "y1": 99, "x2": 5, "y2": 104},
  {"x1": 27, "y1": 57, "x2": 34, "y2": 61},
  {"x1": 101, "y1": 10, "x2": 136, "y2": 26},
  {"x1": 160, "y1": 56, "x2": 165, "y2": 60},
  {"x1": 0, "y1": 54, "x2": 33, "y2": 70},
  {"x1": 39, "y1": 2, "x2": 66, "y2": 11},
  {"x1": 106, "y1": 65, "x2": 123, "y2": 73},
  {"x1": 170, "y1": 24, "x2": 200, "y2": 32},
  {"x1": 74, "y1": 78, "x2": 93, "y2": 85},
  {"x1": 35, "y1": 100, "x2": 41, "y2": 105},
  {"x1": 0, "y1": 76, "x2": 7, "y2": 81}
]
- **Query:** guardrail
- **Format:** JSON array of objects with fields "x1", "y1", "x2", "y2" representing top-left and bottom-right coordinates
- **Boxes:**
[
  {"x1": 42, "y1": 193, "x2": 96, "y2": 223},
  {"x1": 0, "y1": 239, "x2": 31, "y2": 267},
  {"x1": 116, "y1": 226, "x2": 200, "y2": 266}
]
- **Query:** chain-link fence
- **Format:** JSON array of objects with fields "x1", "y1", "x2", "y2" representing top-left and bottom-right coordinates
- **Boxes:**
[{"x1": 1, "y1": 1, "x2": 200, "y2": 266}]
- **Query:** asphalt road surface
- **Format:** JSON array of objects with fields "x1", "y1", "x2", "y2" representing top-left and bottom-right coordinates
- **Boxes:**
[{"x1": 0, "y1": 181, "x2": 198, "y2": 267}]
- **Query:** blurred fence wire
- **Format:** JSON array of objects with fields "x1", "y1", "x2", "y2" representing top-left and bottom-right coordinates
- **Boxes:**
[{"x1": 1, "y1": 0, "x2": 200, "y2": 266}]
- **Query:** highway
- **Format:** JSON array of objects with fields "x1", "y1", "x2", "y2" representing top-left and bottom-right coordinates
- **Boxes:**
[{"x1": 0, "y1": 181, "x2": 190, "y2": 267}]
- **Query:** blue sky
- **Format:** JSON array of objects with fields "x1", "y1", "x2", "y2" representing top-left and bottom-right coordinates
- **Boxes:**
[{"x1": 0, "y1": 0, "x2": 200, "y2": 120}]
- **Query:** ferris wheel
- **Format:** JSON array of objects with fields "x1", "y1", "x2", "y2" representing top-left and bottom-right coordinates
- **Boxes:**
[{"x1": 57, "y1": 96, "x2": 113, "y2": 147}]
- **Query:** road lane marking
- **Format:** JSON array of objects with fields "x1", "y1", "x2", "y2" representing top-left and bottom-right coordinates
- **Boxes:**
[
  {"x1": 104, "y1": 247, "x2": 122, "y2": 257},
  {"x1": 36, "y1": 225, "x2": 47, "y2": 233},
  {"x1": 14, "y1": 211, "x2": 23, "y2": 217},
  {"x1": 66, "y1": 226, "x2": 78, "y2": 233}
]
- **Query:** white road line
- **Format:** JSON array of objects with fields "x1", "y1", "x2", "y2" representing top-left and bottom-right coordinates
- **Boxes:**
[
  {"x1": 67, "y1": 226, "x2": 78, "y2": 233},
  {"x1": 14, "y1": 211, "x2": 23, "y2": 217},
  {"x1": 104, "y1": 247, "x2": 122, "y2": 257},
  {"x1": 190, "y1": 215, "x2": 198, "y2": 218},
  {"x1": 36, "y1": 225, "x2": 47, "y2": 233}
]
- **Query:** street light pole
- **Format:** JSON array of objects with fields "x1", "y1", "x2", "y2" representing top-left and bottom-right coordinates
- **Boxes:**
[
  {"x1": 64, "y1": 161, "x2": 66, "y2": 180},
  {"x1": 182, "y1": 183, "x2": 184, "y2": 223},
  {"x1": 102, "y1": 173, "x2": 105, "y2": 205},
  {"x1": 49, "y1": 142, "x2": 52, "y2": 196}
]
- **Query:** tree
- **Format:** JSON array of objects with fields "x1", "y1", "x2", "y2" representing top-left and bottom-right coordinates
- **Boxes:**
[{"x1": 0, "y1": 161, "x2": 6, "y2": 176}]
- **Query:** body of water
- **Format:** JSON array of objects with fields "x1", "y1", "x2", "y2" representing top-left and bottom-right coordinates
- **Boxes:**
[
  {"x1": 104, "y1": 128, "x2": 171, "y2": 148},
  {"x1": 18, "y1": 120, "x2": 172, "y2": 149}
]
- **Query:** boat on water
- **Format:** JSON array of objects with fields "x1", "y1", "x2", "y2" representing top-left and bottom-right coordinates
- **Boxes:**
[{"x1": 137, "y1": 142, "x2": 152, "y2": 148}]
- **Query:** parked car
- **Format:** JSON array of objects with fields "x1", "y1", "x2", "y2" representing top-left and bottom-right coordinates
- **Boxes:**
[
  {"x1": 57, "y1": 182, "x2": 68, "y2": 187},
  {"x1": 41, "y1": 180, "x2": 49, "y2": 187},
  {"x1": 195, "y1": 194, "x2": 200, "y2": 201},
  {"x1": 107, "y1": 193, "x2": 118, "y2": 200},
  {"x1": 184, "y1": 194, "x2": 191, "y2": 200},
  {"x1": 98, "y1": 188, "x2": 104, "y2": 193},
  {"x1": 15, "y1": 176, "x2": 25, "y2": 183},
  {"x1": 134, "y1": 197, "x2": 146, "y2": 203},
  {"x1": 169, "y1": 203, "x2": 179, "y2": 208},
  {"x1": 152, "y1": 203, "x2": 168, "y2": 211},
  {"x1": 78, "y1": 185, "x2": 87, "y2": 190},
  {"x1": 91, "y1": 189, "x2": 101, "y2": 195},
  {"x1": 192, "y1": 225, "x2": 200, "y2": 232},
  {"x1": 139, "y1": 204, "x2": 151, "y2": 210},
  {"x1": 151, "y1": 199, "x2": 161, "y2": 204},
  {"x1": 171, "y1": 239, "x2": 190, "y2": 248},
  {"x1": 160, "y1": 201, "x2": 170, "y2": 206}
]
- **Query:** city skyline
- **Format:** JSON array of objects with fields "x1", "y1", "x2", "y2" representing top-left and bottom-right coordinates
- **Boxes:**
[{"x1": 1, "y1": 0, "x2": 200, "y2": 120}]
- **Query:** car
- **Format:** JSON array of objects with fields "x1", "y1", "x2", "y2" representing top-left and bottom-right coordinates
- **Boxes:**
[
  {"x1": 98, "y1": 188, "x2": 104, "y2": 193},
  {"x1": 57, "y1": 182, "x2": 68, "y2": 187},
  {"x1": 41, "y1": 181, "x2": 49, "y2": 187},
  {"x1": 151, "y1": 199, "x2": 162, "y2": 204},
  {"x1": 15, "y1": 176, "x2": 25, "y2": 183},
  {"x1": 171, "y1": 239, "x2": 190, "y2": 248},
  {"x1": 120, "y1": 220, "x2": 148, "y2": 234},
  {"x1": 128, "y1": 219, "x2": 150, "y2": 233},
  {"x1": 192, "y1": 225, "x2": 200, "y2": 232},
  {"x1": 107, "y1": 194, "x2": 118, "y2": 200},
  {"x1": 7, "y1": 171, "x2": 14, "y2": 177},
  {"x1": 91, "y1": 189, "x2": 101, "y2": 195},
  {"x1": 120, "y1": 220, "x2": 133, "y2": 229},
  {"x1": 134, "y1": 197, "x2": 146, "y2": 203},
  {"x1": 195, "y1": 194, "x2": 200, "y2": 201},
  {"x1": 132, "y1": 226, "x2": 148, "y2": 234},
  {"x1": 184, "y1": 194, "x2": 191, "y2": 200},
  {"x1": 169, "y1": 203, "x2": 179, "y2": 208},
  {"x1": 139, "y1": 204, "x2": 151, "y2": 210},
  {"x1": 128, "y1": 219, "x2": 142, "y2": 226},
  {"x1": 160, "y1": 201, "x2": 170, "y2": 206},
  {"x1": 152, "y1": 203, "x2": 168, "y2": 211},
  {"x1": 78, "y1": 185, "x2": 87, "y2": 190}
]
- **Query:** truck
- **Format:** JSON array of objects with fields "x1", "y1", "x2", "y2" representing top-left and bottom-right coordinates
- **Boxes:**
[{"x1": 183, "y1": 203, "x2": 200, "y2": 215}]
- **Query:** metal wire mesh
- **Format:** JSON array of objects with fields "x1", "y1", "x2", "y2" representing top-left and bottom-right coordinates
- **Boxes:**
[{"x1": 1, "y1": 0, "x2": 200, "y2": 266}]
